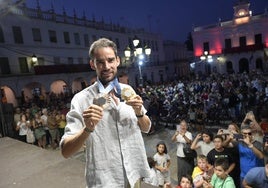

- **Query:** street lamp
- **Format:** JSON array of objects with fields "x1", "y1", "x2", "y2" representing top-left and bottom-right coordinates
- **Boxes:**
[
  {"x1": 200, "y1": 51, "x2": 212, "y2": 75},
  {"x1": 31, "y1": 54, "x2": 37, "y2": 63},
  {"x1": 124, "y1": 36, "x2": 151, "y2": 86}
]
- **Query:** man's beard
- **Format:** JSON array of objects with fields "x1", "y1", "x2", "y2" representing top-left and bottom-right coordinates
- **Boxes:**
[{"x1": 99, "y1": 74, "x2": 117, "y2": 87}]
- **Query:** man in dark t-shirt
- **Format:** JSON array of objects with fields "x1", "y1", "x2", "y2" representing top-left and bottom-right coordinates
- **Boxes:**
[{"x1": 207, "y1": 135, "x2": 237, "y2": 185}]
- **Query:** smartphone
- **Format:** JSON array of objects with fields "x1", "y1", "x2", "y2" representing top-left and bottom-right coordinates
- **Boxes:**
[
  {"x1": 234, "y1": 134, "x2": 243, "y2": 140},
  {"x1": 263, "y1": 133, "x2": 268, "y2": 143},
  {"x1": 176, "y1": 124, "x2": 180, "y2": 131},
  {"x1": 222, "y1": 129, "x2": 230, "y2": 135}
]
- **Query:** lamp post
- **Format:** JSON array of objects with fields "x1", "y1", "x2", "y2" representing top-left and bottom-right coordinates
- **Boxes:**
[
  {"x1": 31, "y1": 54, "x2": 37, "y2": 64},
  {"x1": 124, "y1": 36, "x2": 151, "y2": 87},
  {"x1": 200, "y1": 51, "x2": 212, "y2": 75}
]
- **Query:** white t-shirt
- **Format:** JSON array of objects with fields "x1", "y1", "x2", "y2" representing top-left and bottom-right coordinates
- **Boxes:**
[
  {"x1": 17, "y1": 121, "x2": 29, "y2": 136},
  {"x1": 196, "y1": 141, "x2": 214, "y2": 156},
  {"x1": 175, "y1": 131, "x2": 193, "y2": 157}
]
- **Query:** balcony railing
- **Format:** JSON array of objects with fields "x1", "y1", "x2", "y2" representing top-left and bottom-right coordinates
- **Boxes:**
[
  {"x1": 223, "y1": 43, "x2": 265, "y2": 54},
  {"x1": 34, "y1": 64, "x2": 93, "y2": 75}
]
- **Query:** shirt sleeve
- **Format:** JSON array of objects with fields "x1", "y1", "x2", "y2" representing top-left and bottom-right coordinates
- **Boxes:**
[
  {"x1": 224, "y1": 177, "x2": 236, "y2": 188},
  {"x1": 244, "y1": 168, "x2": 256, "y2": 185},
  {"x1": 209, "y1": 173, "x2": 217, "y2": 187}
]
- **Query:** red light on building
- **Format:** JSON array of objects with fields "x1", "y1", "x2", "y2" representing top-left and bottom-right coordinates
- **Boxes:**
[{"x1": 194, "y1": 47, "x2": 203, "y2": 56}]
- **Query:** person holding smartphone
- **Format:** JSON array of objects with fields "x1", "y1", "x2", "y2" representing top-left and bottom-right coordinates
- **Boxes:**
[
  {"x1": 225, "y1": 119, "x2": 264, "y2": 187},
  {"x1": 172, "y1": 120, "x2": 194, "y2": 183},
  {"x1": 241, "y1": 111, "x2": 263, "y2": 143}
]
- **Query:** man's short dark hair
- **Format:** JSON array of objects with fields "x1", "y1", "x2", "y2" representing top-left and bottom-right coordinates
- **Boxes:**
[{"x1": 89, "y1": 38, "x2": 118, "y2": 60}]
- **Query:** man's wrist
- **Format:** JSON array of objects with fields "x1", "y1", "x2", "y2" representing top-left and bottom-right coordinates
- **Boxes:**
[
  {"x1": 84, "y1": 127, "x2": 94, "y2": 134},
  {"x1": 135, "y1": 109, "x2": 144, "y2": 118},
  {"x1": 136, "y1": 111, "x2": 144, "y2": 118},
  {"x1": 248, "y1": 144, "x2": 254, "y2": 148}
]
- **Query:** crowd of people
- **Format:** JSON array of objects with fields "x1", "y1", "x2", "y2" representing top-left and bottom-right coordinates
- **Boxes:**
[
  {"x1": 13, "y1": 72, "x2": 268, "y2": 188},
  {"x1": 14, "y1": 100, "x2": 69, "y2": 149},
  {"x1": 12, "y1": 37, "x2": 268, "y2": 188},
  {"x1": 145, "y1": 110, "x2": 268, "y2": 188},
  {"x1": 138, "y1": 71, "x2": 268, "y2": 132}
]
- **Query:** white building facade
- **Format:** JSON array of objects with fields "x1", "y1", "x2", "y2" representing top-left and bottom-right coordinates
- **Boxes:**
[
  {"x1": 192, "y1": 0, "x2": 268, "y2": 75},
  {"x1": 0, "y1": 3, "x2": 167, "y2": 107}
]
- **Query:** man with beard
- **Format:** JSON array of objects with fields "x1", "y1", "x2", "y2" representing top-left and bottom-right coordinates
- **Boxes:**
[{"x1": 60, "y1": 38, "x2": 151, "y2": 188}]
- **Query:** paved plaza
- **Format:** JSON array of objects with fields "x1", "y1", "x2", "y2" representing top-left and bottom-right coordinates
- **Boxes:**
[
  {"x1": 0, "y1": 121, "x2": 223, "y2": 188},
  {"x1": 0, "y1": 127, "x2": 179, "y2": 188}
]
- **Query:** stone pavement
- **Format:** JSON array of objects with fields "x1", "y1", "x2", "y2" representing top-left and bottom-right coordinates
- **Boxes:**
[
  {"x1": 0, "y1": 137, "x2": 85, "y2": 188},
  {"x1": 0, "y1": 125, "x2": 220, "y2": 188}
]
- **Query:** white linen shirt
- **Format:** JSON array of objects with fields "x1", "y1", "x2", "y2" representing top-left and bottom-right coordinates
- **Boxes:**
[
  {"x1": 61, "y1": 82, "x2": 150, "y2": 188},
  {"x1": 175, "y1": 131, "x2": 193, "y2": 157}
]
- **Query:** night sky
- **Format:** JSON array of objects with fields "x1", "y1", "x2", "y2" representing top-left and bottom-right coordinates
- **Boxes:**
[{"x1": 6, "y1": 0, "x2": 268, "y2": 42}]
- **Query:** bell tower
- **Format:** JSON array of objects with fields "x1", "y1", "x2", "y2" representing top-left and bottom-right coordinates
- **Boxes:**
[{"x1": 233, "y1": 0, "x2": 251, "y2": 19}]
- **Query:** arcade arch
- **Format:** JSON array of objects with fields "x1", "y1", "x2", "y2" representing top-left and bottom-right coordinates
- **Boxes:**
[
  {"x1": 50, "y1": 80, "x2": 68, "y2": 94},
  {"x1": 72, "y1": 77, "x2": 88, "y2": 93},
  {"x1": 256, "y1": 58, "x2": 263, "y2": 72},
  {"x1": 226, "y1": 61, "x2": 234, "y2": 74},
  {"x1": 239, "y1": 58, "x2": 249, "y2": 73},
  {"x1": 21, "y1": 82, "x2": 47, "y2": 105},
  {"x1": 1, "y1": 86, "x2": 17, "y2": 107}
]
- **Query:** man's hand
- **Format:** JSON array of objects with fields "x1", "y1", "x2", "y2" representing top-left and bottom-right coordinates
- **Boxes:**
[
  {"x1": 125, "y1": 95, "x2": 144, "y2": 115},
  {"x1": 83, "y1": 104, "x2": 103, "y2": 132}
]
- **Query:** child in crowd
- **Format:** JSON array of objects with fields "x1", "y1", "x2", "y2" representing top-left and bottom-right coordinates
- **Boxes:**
[
  {"x1": 191, "y1": 129, "x2": 214, "y2": 156},
  {"x1": 164, "y1": 174, "x2": 193, "y2": 188},
  {"x1": 143, "y1": 157, "x2": 159, "y2": 186},
  {"x1": 203, "y1": 158, "x2": 236, "y2": 188},
  {"x1": 154, "y1": 141, "x2": 171, "y2": 187},
  {"x1": 192, "y1": 155, "x2": 212, "y2": 188}
]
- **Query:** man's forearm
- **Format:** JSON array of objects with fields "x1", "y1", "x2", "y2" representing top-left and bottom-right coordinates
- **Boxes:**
[
  {"x1": 61, "y1": 127, "x2": 89, "y2": 158},
  {"x1": 137, "y1": 115, "x2": 151, "y2": 132}
]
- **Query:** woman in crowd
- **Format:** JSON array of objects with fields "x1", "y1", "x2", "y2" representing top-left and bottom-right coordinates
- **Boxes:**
[
  {"x1": 172, "y1": 120, "x2": 194, "y2": 183},
  {"x1": 16, "y1": 113, "x2": 31, "y2": 143},
  {"x1": 33, "y1": 112, "x2": 46, "y2": 148}
]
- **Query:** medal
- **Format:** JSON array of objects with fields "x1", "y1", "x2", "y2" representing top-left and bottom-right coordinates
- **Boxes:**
[{"x1": 93, "y1": 94, "x2": 110, "y2": 108}]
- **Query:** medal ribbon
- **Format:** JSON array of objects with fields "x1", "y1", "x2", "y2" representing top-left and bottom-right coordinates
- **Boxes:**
[{"x1": 97, "y1": 77, "x2": 121, "y2": 100}]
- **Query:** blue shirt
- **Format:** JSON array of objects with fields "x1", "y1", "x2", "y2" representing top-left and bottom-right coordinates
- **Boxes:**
[
  {"x1": 244, "y1": 167, "x2": 268, "y2": 188},
  {"x1": 238, "y1": 141, "x2": 264, "y2": 178}
]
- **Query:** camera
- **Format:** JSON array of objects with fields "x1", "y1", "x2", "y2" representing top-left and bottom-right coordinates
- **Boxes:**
[{"x1": 233, "y1": 134, "x2": 243, "y2": 140}]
